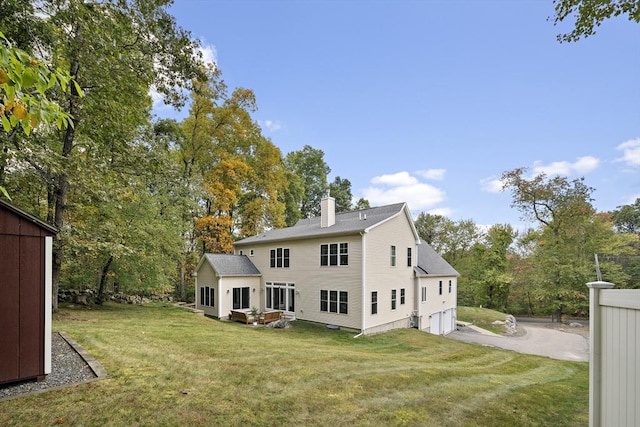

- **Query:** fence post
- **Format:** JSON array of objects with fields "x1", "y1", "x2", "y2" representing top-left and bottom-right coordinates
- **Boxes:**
[{"x1": 586, "y1": 280, "x2": 615, "y2": 427}]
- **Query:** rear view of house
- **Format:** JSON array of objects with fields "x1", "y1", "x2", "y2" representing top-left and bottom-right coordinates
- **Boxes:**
[
  {"x1": 0, "y1": 199, "x2": 56, "y2": 384},
  {"x1": 195, "y1": 196, "x2": 458, "y2": 335}
]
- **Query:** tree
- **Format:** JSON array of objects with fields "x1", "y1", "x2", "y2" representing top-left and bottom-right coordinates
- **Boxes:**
[
  {"x1": 551, "y1": 0, "x2": 640, "y2": 42},
  {"x1": 285, "y1": 145, "x2": 330, "y2": 217},
  {"x1": 611, "y1": 198, "x2": 640, "y2": 234},
  {"x1": 353, "y1": 197, "x2": 370, "y2": 211},
  {"x1": 0, "y1": 31, "x2": 78, "y2": 199},
  {"x1": 502, "y1": 167, "x2": 597, "y2": 317},
  {"x1": 464, "y1": 225, "x2": 516, "y2": 311},
  {"x1": 2, "y1": 0, "x2": 205, "y2": 311},
  {"x1": 328, "y1": 176, "x2": 353, "y2": 213}
]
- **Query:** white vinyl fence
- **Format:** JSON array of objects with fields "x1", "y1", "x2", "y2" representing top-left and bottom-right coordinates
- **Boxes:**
[{"x1": 587, "y1": 281, "x2": 640, "y2": 427}]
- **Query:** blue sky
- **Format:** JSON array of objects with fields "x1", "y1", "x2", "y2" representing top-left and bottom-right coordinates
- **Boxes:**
[{"x1": 157, "y1": 1, "x2": 640, "y2": 229}]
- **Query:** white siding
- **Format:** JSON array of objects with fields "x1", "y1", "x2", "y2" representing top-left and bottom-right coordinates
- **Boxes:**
[
  {"x1": 598, "y1": 289, "x2": 639, "y2": 427},
  {"x1": 416, "y1": 276, "x2": 457, "y2": 335},
  {"x1": 362, "y1": 213, "x2": 417, "y2": 334},
  {"x1": 237, "y1": 234, "x2": 363, "y2": 329}
]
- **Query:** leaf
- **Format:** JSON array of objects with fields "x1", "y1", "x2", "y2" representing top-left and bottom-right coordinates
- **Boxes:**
[
  {"x1": 0, "y1": 185, "x2": 11, "y2": 201},
  {"x1": 21, "y1": 68, "x2": 36, "y2": 87},
  {"x1": 1, "y1": 115, "x2": 10, "y2": 132}
]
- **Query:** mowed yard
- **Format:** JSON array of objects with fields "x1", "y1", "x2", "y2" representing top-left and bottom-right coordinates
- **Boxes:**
[{"x1": 1, "y1": 304, "x2": 588, "y2": 426}]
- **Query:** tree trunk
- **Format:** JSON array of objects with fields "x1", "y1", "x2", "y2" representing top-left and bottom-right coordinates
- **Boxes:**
[
  {"x1": 51, "y1": 48, "x2": 80, "y2": 312},
  {"x1": 96, "y1": 255, "x2": 114, "y2": 305}
]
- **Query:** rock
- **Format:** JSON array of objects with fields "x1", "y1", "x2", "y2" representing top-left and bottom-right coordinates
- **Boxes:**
[
  {"x1": 569, "y1": 322, "x2": 583, "y2": 328},
  {"x1": 504, "y1": 315, "x2": 517, "y2": 335},
  {"x1": 267, "y1": 319, "x2": 290, "y2": 329},
  {"x1": 492, "y1": 320, "x2": 505, "y2": 325}
]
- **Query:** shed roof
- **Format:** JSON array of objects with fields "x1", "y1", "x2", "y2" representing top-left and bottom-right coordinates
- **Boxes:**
[
  {"x1": 199, "y1": 254, "x2": 261, "y2": 276},
  {"x1": 0, "y1": 199, "x2": 58, "y2": 234},
  {"x1": 235, "y1": 202, "x2": 417, "y2": 245},
  {"x1": 415, "y1": 240, "x2": 459, "y2": 278}
]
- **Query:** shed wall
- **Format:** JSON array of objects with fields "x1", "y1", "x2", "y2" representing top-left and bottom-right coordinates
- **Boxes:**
[{"x1": 598, "y1": 289, "x2": 639, "y2": 427}]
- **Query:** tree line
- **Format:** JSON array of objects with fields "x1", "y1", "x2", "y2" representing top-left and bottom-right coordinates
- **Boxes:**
[{"x1": 1, "y1": 1, "x2": 637, "y2": 316}]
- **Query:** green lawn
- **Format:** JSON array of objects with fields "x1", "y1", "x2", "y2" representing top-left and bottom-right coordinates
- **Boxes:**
[
  {"x1": 1, "y1": 303, "x2": 588, "y2": 426},
  {"x1": 457, "y1": 306, "x2": 513, "y2": 334}
]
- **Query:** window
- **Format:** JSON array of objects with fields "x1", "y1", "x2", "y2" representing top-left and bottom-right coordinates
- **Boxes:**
[
  {"x1": 266, "y1": 282, "x2": 295, "y2": 312},
  {"x1": 320, "y1": 290, "x2": 348, "y2": 314},
  {"x1": 371, "y1": 291, "x2": 378, "y2": 315},
  {"x1": 320, "y1": 243, "x2": 348, "y2": 266},
  {"x1": 200, "y1": 286, "x2": 214, "y2": 307},
  {"x1": 407, "y1": 248, "x2": 412, "y2": 267},
  {"x1": 449, "y1": 280, "x2": 452, "y2": 293},
  {"x1": 400, "y1": 288, "x2": 405, "y2": 305},
  {"x1": 233, "y1": 287, "x2": 250, "y2": 309},
  {"x1": 391, "y1": 289, "x2": 397, "y2": 310},
  {"x1": 421, "y1": 286, "x2": 427, "y2": 302},
  {"x1": 439, "y1": 280, "x2": 443, "y2": 295},
  {"x1": 390, "y1": 245, "x2": 396, "y2": 266},
  {"x1": 270, "y1": 248, "x2": 289, "y2": 268}
]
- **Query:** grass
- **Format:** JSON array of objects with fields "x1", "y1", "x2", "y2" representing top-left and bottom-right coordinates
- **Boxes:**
[
  {"x1": 457, "y1": 306, "x2": 513, "y2": 334},
  {"x1": 1, "y1": 303, "x2": 588, "y2": 426}
]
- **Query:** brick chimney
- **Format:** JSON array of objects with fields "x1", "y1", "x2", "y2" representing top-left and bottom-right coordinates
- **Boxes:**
[{"x1": 321, "y1": 195, "x2": 335, "y2": 228}]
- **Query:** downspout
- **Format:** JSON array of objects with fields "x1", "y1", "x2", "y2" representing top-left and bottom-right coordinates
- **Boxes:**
[{"x1": 354, "y1": 231, "x2": 367, "y2": 338}]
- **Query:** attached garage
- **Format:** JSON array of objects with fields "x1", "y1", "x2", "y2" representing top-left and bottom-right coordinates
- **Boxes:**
[{"x1": 0, "y1": 199, "x2": 56, "y2": 385}]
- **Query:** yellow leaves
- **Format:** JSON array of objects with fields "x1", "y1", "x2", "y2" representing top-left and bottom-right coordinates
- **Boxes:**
[
  {"x1": 12, "y1": 101, "x2": 26, "y2": 119},
  {"x1": 0, "y1": 69, "x2": 8, "y2": 84}
]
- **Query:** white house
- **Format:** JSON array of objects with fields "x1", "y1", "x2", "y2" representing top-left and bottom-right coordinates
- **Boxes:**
[{"x1": 194, "y1": 196, "x2": 459, "y2": 335}]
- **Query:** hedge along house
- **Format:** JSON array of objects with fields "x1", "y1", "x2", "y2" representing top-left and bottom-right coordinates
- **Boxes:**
[
  {"x1": 195, "y1": 196, "x2": 459, "y2": 336},
  {"x1": 0, "y1": 199, "x2": 56, "y2": 384}
]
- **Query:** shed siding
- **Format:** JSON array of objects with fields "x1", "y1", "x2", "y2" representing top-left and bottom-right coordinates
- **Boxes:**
[
  {"x1": 19, "y1": 236, "x2": 44, "y2": 378},
  {"x1": 0, "y1": 235, "x2": 20, "y2": 382},
  {"x1": 600, "y1": 295, "x2": 639, "y2": 427}
]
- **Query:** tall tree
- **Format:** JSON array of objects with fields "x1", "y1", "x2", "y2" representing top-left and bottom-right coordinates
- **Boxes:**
[
  {"x1": 328, "y1": 176, "x2": 353, "y2": 213},
  {"x1": 4, "y1": 0, "x2": 205, "y2": 311},
  {"x1": 502, "y1": 167, "x2": 597, "y2": 317},
  {"x1": 285, "y1": 145, "x2": 330, "y2": 218}
]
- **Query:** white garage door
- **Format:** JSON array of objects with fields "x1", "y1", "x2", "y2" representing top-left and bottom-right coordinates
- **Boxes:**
[
  {"x1": 443, "y1": 309, "x2": 453, "y2": 335},
  {"x1": 429, "y1": 312, "x2": 441, "y2": 335}
]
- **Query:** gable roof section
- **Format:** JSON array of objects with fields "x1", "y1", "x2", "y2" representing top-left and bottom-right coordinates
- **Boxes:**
[
  {"x1": 198, "y1": 254, "x2": 261, "y2": 276},
  {"x1": 0, "y1": 199, "x2": 58, "y2": 234},
  {"x1": 415, "y1": 240, "x2": 459, "y2": 277},
  {"x1": 235, "y1": 202, "x2": 418, "y2": 245}
]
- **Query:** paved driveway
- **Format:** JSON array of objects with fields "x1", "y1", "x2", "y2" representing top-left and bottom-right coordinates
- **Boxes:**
[{"x1": 447, "y1": 322, "x2": 589, "y2": 362}]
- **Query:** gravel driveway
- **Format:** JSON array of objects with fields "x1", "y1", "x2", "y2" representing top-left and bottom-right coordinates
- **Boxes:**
[{"x1": 448, "y1": 322, "x2": 590, "y2": 362}]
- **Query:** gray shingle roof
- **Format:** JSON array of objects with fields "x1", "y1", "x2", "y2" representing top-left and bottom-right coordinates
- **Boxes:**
[
  {"x1": 415, "y1": 240, "x2": 459, "y2": 277},
  {"x1": 203, "y1": 254, "x2": 261, "y2": 276},
  {"x1": 235, "y1": 202, "x2": 408, "y2": 245}
]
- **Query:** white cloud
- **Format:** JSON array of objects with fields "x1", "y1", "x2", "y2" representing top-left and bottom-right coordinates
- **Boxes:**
[
  {"x1": 263, "y1": 120, "x2": 282, "y2": 132},
  {"x1": 532, "y1": 155, "x2": 600, "y2": 176},
  {"x1": 480, "y1": 177, "x2": 504, "y2": 194},
  {"x1": 363, "y1": 171, "x2": 446, "y2": 211},
  {"x1": 427, "y1": 207, "x2": 452, "y2": 217},
  {"x1": 616, "y1": 138, "x2": 640, "y2": 167},
  {"x1": 198, "y1": 43, "x2": 218, "y2": 67},
  {"x1": 417, "y1": 169, "x2": 446, "y2": 181},
  {"x1": 370, "y1": 171, "x2": 418, "y2": 187}
]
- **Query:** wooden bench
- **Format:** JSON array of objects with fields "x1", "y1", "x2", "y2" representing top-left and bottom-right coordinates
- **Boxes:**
[
  {"x1": 229, "y1": 310, "x2": 255, "y2": 324},
  {"x1": 259, "y1": 310, "x2": 282, "y2": 324}
]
